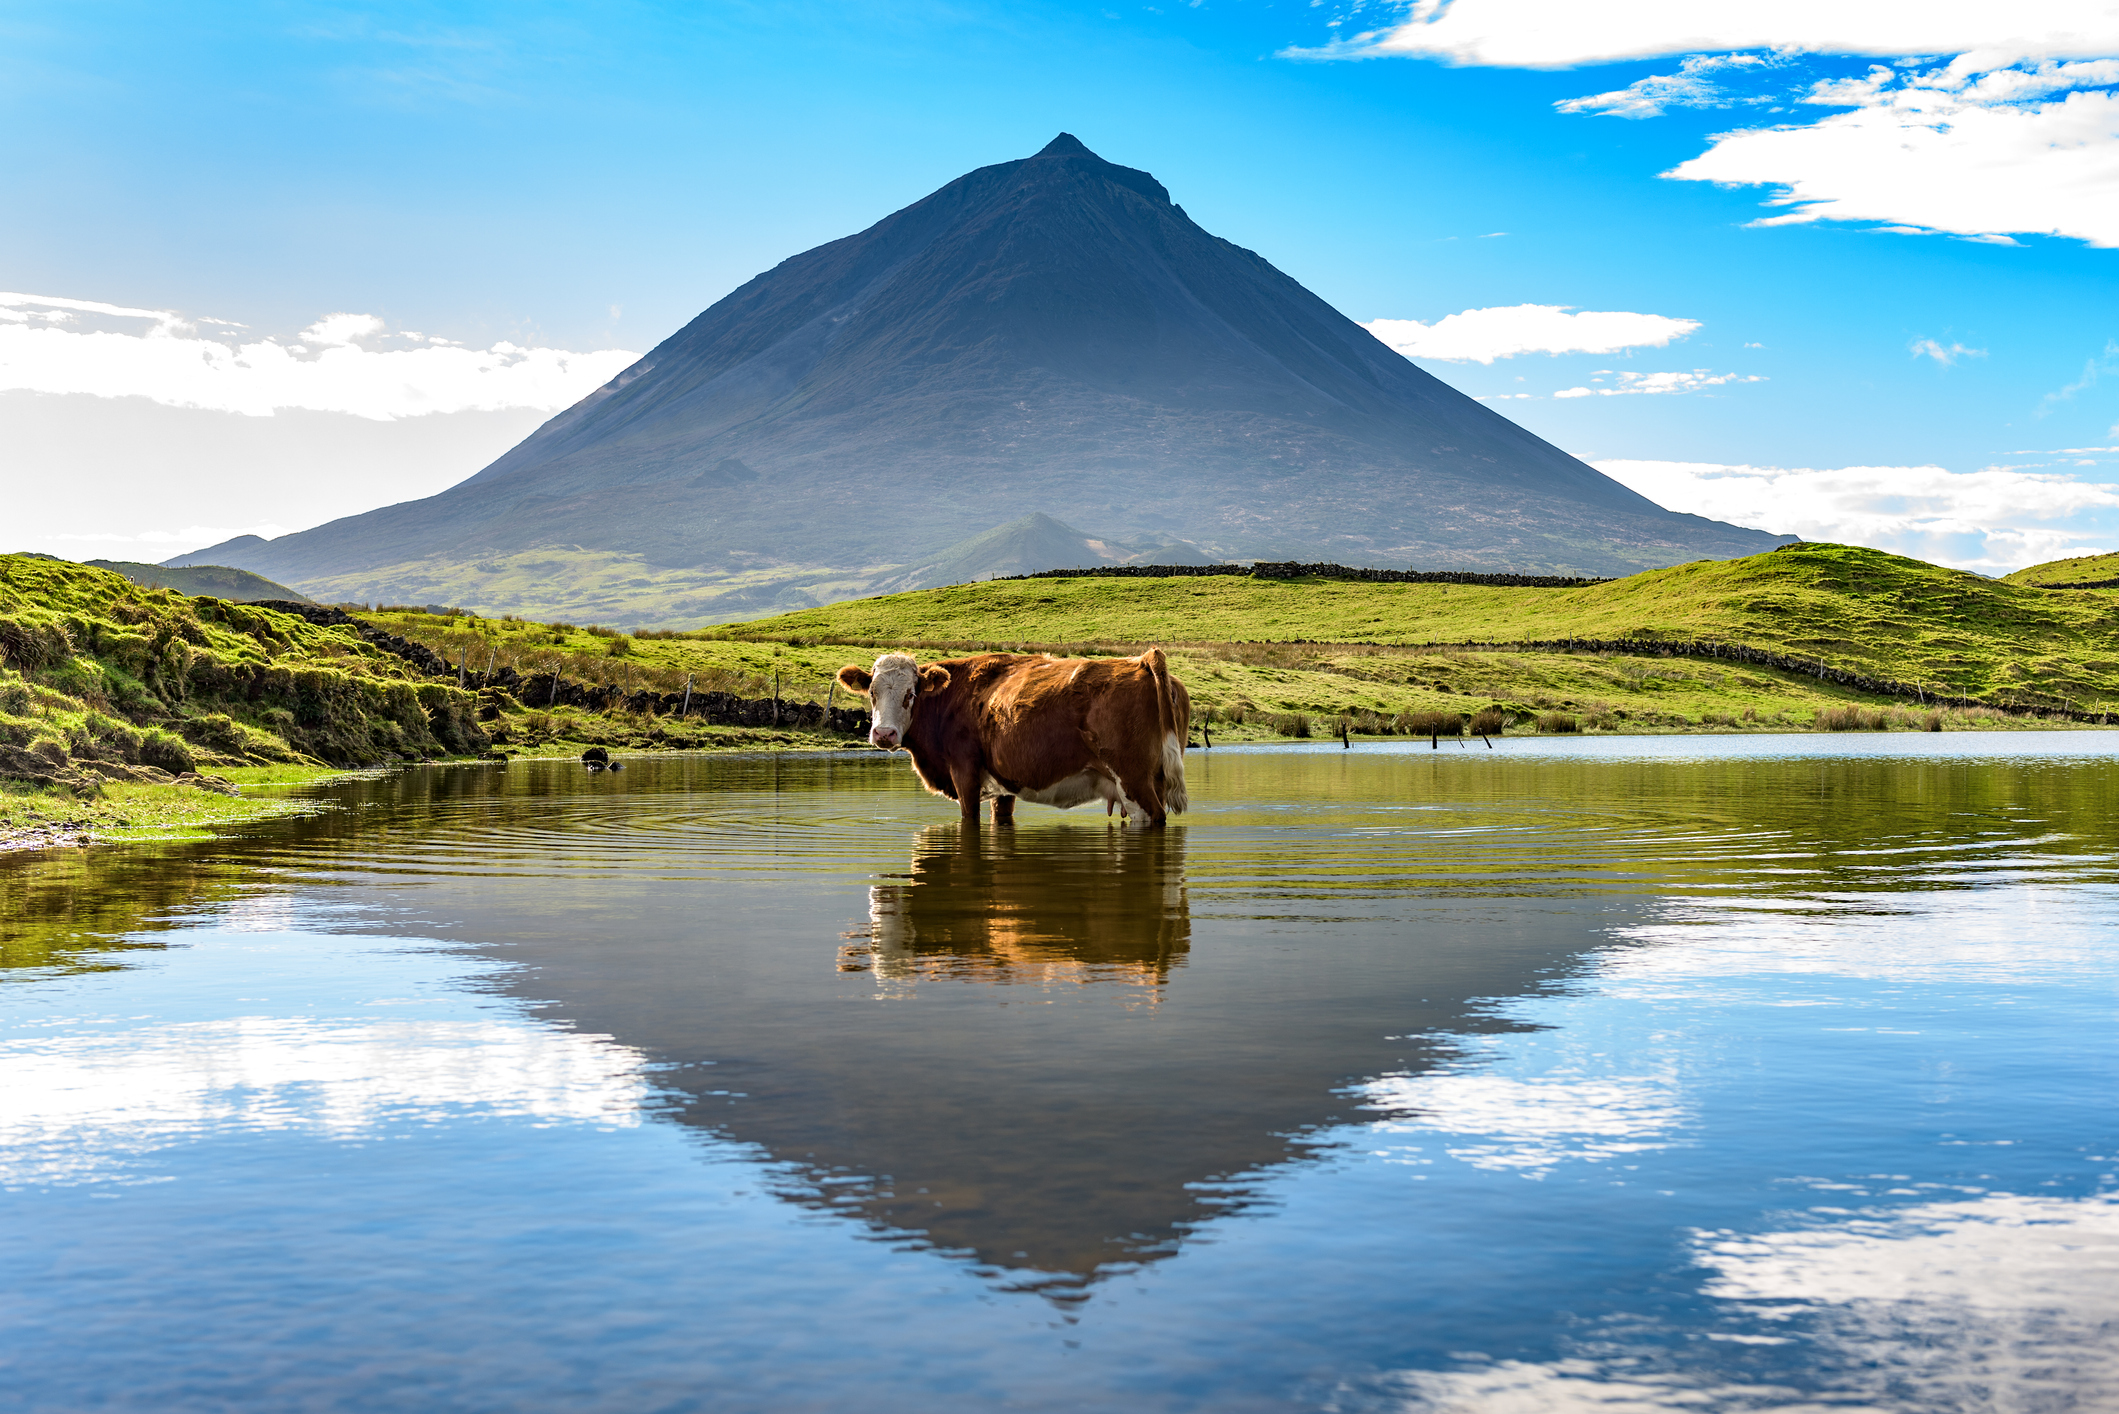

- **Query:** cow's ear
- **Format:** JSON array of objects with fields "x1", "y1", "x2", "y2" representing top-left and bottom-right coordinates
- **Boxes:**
[
  {"x1": 836, "y1": 665, "x2": 872, "y2": 693},
  {"x1": 920, "y1": 665, "x2": 951, "y2": 693}
]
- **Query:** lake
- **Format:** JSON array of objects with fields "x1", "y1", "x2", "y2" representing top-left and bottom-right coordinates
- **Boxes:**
[{"x1": 4, "y1": 735, "x2": 2117, "y2": 1412}]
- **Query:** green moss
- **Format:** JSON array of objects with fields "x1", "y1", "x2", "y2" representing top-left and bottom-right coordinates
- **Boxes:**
[{"x1": 0, "y1": 554, "x2": 492, "y2": 791}]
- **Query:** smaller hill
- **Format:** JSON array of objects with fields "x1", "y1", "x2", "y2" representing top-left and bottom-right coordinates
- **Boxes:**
[
  {"x1": 86, "y1": 559, "x2": 315, "y2": 603},
  {"x1": 874, "y1": 513, "x2": 1218, "y2": 593},
  {"x1": 2004, "y1": 551, "x2": 2119, "y2": 589}
]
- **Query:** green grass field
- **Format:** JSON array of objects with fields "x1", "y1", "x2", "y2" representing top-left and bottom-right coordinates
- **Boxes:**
[
  {"x1": 357, "y1": 543, "x2": 2119, "y2": 739},
  {"x1": 2005, "y1": 550, "x2": 2119, "y2": 588}
]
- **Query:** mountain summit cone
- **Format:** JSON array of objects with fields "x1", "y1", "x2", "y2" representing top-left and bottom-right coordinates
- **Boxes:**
[{"x1": 183, "y1": 135, "x2": 1784, "y2": 614}]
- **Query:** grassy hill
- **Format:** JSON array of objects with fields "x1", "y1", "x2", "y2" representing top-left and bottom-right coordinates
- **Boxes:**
[
  {"x1": 356, "y1": 542, "x2": 2119, "y2": 737},
  {"x1": 2005, "y1": 551, "x2": 2119, "y2": 588},
  {"x1": 724, "y1": 543, "x2": 2119, "y2": 713},
  {"x1": 0, "y1": 554, "x2": 491, "y2": 841}
]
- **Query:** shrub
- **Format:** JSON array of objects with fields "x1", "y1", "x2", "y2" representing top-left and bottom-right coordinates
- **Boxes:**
[
  {"x1": 1814, "y1": 705, "x2": 1890, "y2": 731},
  {"x1": 1397, "y1": 709, "x2": 1463, "y2": 737},
  {"x1": 0, "y1": 615, "x2": 74, "y2": 671},
  {"x1": 137, "y1": 729, "x2": 197, "y2": 774},
  {"x1": 1923, "y1": 711, "x2": 1944, "y2": 732},
  {"x1": 1271, "y1": 711, "x2": 1312, "y2": 738},
  {"x1": 1467, "y1": 707, "x2": 1505, "y2": 737},
  {"x1": 1536, "y1": 712, "x2": 1581, "y2": 734}
]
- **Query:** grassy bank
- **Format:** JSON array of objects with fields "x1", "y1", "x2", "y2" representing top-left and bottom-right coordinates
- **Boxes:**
[{"x1": 0, "y1": 554, "x2": 501, "y2": 846}]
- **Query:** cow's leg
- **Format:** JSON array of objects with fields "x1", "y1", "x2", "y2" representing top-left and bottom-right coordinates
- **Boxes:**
[
  {"x1": 1114, "y1": 762, "x2": 1166, "y2": 828},
  {"x1": 949, "y1": 756, "x2": 985, "y2": 827},
  {"x1": 991, "y1": 795, "x2": 1016, "y2": 826}
]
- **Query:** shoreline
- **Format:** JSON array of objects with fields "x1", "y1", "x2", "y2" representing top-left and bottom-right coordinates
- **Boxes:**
[{"x1": 10, "y1": 718, "x2": 2109, "y2": 856}]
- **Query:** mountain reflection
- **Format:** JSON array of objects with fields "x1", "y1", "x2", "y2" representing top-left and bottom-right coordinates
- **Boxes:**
[
  {"x1": 13, "y1": 746, "x2": 2119, "y2": 1307},
  {"x1": 849, "y1": 824, "x2": 1188, "y2": 994}
]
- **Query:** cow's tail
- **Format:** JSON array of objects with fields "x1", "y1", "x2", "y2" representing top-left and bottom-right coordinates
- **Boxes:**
[{"x1": 1142, "y1": 647, "x2": 1188, "y2": 815}]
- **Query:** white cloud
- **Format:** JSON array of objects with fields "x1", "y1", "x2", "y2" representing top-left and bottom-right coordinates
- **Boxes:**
[
  {"x1": 1596, "y1": 457, "x2": 2119, "y2": 572},
  {"x1": 1331, "y1": 2, "x2": 2119, "y2": 71},
  {"x1": 1305, "y1": 3, "x2": 2119, "y2": 248},
  {"x1": 0, "y1": 291, "x2": 640, "y2": 421},
  {"x1": 1668, "y1": 69, "x2": 2119, "y2": 247},
  {"x1": 1910, "y1": 337, "x2": 1986, "y2": 365},
  {"x1": 1556, "y1": 52, "x2": 1776, "y2": 118},
  {"x1": 1364, "y1": 304, "x2": 1700, "y2": 363},
  {"x1": 1553, "y1": 369, "x2": 1764, "y2": 396},
  {"x1": 300, "y1": 311, "x2": 387, "y2": 346}
]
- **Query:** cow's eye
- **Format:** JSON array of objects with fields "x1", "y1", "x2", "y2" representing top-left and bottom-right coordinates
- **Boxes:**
[{"x1": 903, "y1": 690, "x2": 913, "y2": 707}]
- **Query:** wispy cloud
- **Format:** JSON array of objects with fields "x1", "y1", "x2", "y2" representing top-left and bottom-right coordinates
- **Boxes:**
[
  {"x1": 1597, "y1": 457, "x2": 2119, "y2": 573},
  {"x1": 0, "y1": 292, "x2": 639, "y2": 420},
  {"x1": 1909, "y1": 337, "x2": 1987, "y2": 366},
  {"x1": 1554, "y1": 369, "x2": 1764, "y2": 397},
  {"x1": 2039, "y1": 340, "x2": 2119, "y2": 414},
  {"x1": 1556, "y1": 53, "x2": 1776, "y2": 119},
  {"x1": 1363, "y1": 304, "x2": 1700, "y2": 364}
]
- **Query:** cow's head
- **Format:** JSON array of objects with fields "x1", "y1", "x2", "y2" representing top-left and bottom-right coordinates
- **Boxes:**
[{"x1": 837, "y1": 653, "x2": 948, "y2": 749}]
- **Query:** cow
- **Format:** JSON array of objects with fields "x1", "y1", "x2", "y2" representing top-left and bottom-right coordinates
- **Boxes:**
[{"x1": 835, "y1": 648, "x2": 1191, "y2": 827}]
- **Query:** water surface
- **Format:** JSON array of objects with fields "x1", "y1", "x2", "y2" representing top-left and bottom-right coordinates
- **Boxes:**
[{"x1": 4, "y1": 735, "x2": 2117, "y2": 1411}]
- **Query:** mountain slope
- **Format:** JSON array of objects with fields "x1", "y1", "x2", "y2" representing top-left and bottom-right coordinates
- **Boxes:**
[{"x1": 188, "y1": 133, "x2": 1785, "y2": 608}]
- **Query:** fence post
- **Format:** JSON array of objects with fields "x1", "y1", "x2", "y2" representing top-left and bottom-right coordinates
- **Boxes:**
[{"x1": 681, "y1": 674, "x2": 693, "y2": 719}]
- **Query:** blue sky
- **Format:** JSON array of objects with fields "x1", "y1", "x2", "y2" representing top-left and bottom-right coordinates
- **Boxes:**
[{"x1": 5, "y1": 0, "x2": 2118, "y2": 572}]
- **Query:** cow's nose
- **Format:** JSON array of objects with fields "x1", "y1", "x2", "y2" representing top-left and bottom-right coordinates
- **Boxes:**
[{"x1": 871, "y1": 728, "x2": 897, "y2": 748}]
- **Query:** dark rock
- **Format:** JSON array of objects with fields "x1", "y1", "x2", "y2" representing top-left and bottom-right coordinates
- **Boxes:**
[{"x1": 581, "y1": 746, "x2": 610, "y2": 764}]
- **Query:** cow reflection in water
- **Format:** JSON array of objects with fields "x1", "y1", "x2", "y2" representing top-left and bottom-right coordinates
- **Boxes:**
[{"x1": 849, "y1": 824, "x2": 1188, "y2": 994}]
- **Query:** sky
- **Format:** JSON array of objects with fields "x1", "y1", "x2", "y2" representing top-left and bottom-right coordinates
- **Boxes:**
[{"x1": 4, "y1": 0, "x2": 2118, "y2": 575}]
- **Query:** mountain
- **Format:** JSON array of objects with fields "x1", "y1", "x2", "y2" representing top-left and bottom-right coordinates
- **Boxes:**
[
  {"x1": 182, "y1": 134, "x2": 1786, "y2": 623},
  {"x1": 82, "y1": 558, "x2": 315, "y2": 603}
]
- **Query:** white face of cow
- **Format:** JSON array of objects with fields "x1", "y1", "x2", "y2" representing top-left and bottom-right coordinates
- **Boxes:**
[{"x1": 857, "y1": 652, "x2": 920, "y2": 749}]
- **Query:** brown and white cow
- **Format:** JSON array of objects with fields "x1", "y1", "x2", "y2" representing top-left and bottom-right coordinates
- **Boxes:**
[{"x1": 836, "y1": 649, "x2": 1191, "y2": 827}]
